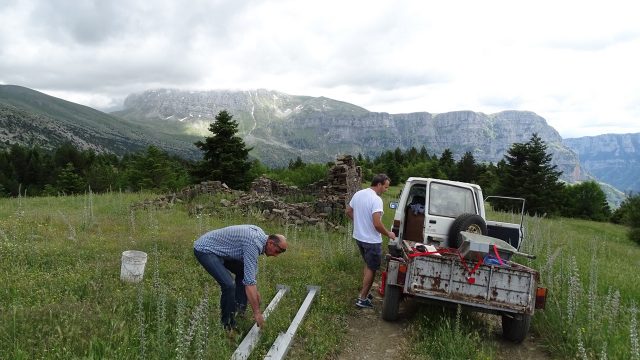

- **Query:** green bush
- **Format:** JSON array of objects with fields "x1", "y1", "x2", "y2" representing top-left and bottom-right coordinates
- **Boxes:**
[{"x1": 629, "y1": 227, "x2": 640, "y2": 245}]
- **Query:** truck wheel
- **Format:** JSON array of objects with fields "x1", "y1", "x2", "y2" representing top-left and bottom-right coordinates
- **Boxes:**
[
  {"x1": 501, "y1": 314, "x2": 531, "y2": 343},
  {"x1": 448, "y1": 213, "x2": 487, "y2": 248},
  {"x1": 381, "y1": 284, "x2": 401, "y2": 321}
]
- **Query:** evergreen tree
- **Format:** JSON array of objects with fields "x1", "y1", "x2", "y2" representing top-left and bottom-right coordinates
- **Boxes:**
[
  {"x1": 393, "y1": 147, "x2": 405, "y2": 166},
  {"x1": 616, "y1": 194, "x2": 640, "y2": 244},
  {"x1": 85, "y1": 153, "x2": 120, "y2": 192},
  {"x1": 405, "y1": 147, "x2": 419, "y2": 163},
  {"x1": 124, "y1": 146, "x2": 191, "y2": 191},
  {"x1": 53, "y1": 142, "x2": 83, "y2": 170},
  {"x1": 476, "y1": 162, "x2": 499, "y2": 195},
  {"x1": 456, "y1": 151, "x2": 477, "y2": 183},
  {"x1": 562, "y1": 181, "x2": 611, "y2": 221},
  {"x1": 418, "y1": 146, "x2": 430, "y2": 161},
  {"x1": 56, "y1": 162, "x2": 86, "y2": 194},
  {"x1": 288, "y1": 156, "x2": 305, "y2": 170},
  {"x1": 496, "y1": 134, "x2": 565, "y2": 216},
  {"x1": 438, "y1": 149, "x2": 455, "y2": 179},
  {"x1": 193, "y1": 110, "x2": 254, "y2": 190}
]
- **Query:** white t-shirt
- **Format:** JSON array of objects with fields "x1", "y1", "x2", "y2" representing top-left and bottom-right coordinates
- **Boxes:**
[{"x1": 349, "y1": 188, "x2": 384, "y2": 244}]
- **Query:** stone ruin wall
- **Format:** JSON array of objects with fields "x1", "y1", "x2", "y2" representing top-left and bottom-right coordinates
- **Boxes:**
[{"x1": 131, "y1": 155, "x2": 362, "y2": 229}]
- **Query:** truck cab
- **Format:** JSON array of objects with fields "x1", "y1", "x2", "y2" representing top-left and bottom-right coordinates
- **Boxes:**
[{"x1": 389, "y1": 177, "x2": 524, "y2": 252}]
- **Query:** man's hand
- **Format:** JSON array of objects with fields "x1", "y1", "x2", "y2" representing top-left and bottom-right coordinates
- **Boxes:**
[
  {"x1": 387, "y1": 230, "x2": 397, "y2": 240},
  {"x1": 254, "y1": 311, "x2": 265, "y2": 328}
]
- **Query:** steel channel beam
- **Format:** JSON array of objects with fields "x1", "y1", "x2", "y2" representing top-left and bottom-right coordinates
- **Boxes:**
[
  {"x1": 264, "y1": 285, "x2": 320, "y2": 360},
  {"x1": 231, "y1": 284, "x2": 290, "y2": 360}
]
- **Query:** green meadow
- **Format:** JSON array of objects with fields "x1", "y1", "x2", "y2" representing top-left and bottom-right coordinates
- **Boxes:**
[{"x1": 1, "y1": 189, "x2": 638, "y2": 359}]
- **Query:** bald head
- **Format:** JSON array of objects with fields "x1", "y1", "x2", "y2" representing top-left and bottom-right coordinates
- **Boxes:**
[{"x1": 266, "y1": 234, "x2": 288, "y2": 256}]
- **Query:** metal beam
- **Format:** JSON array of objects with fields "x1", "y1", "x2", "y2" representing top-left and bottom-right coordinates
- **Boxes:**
[
  {"x1": 264, "y1": 285, "x2": 320, "y2": 360},
  {"x1": 231, "y1": 285, "x2": 290, "y2": 360}
]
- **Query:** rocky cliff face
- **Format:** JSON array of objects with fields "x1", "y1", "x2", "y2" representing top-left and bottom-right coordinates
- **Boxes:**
[
  {"x1": 119, "y1": 89, "x2": 585, "y2": 182},
  {"x1": 564, "y1": 134, "x2": 640, "y2": 193}
]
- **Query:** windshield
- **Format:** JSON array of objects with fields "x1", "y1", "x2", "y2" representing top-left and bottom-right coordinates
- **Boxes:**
[{"x1": 428, "y1": 182, "x2": 476, "y2": 218}]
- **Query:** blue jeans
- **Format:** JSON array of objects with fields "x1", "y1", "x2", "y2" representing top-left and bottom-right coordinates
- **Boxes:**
[{"x1": 194, "y1": 249, "x2": 247, "y2": 328}]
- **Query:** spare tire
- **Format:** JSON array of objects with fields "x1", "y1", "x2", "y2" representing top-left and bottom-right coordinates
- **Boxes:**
[{"x1": 448, "y1": 213, "x2": 487, "y2": 248}]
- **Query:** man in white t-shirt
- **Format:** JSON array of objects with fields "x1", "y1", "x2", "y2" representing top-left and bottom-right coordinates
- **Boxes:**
[{"x1": 346, "y1": 173, "x2": 397, "y2": 309}]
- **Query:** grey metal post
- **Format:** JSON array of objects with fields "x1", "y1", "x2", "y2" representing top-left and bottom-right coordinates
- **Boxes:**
[
  {"x1": 264, "y1": 285, "x2": 320, "y2": 360},
  {"x1": 231, "y1": 285, "x2": 290, "y2": 360}
]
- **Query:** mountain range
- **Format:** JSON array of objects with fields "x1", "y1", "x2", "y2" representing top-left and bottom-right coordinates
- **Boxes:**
[{"x1": 1, "y1": 85, "x2": 637, "y2": 200}]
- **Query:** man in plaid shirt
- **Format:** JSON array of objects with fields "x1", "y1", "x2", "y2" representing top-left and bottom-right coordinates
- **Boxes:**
[{"x1": 194, "y1": 224, "x2": 288, "y2": 330}]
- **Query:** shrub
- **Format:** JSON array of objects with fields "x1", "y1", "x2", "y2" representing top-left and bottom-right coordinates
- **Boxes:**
[{"x1": 629, "y1": 227, "x2": 640, "y2": 245}]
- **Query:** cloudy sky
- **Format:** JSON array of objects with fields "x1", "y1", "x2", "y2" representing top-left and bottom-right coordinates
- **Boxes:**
[{"x1": 1, "y1": 0, "x2": 639, "y2": 138}]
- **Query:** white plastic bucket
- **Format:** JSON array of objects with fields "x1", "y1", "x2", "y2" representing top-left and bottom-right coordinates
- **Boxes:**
[{"x1": 120, "y1": 250, "x2": 148, "y2": 283}]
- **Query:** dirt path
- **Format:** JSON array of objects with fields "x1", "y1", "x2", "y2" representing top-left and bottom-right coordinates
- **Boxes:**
[
  {"x1": 337, "y1": 284, "x2": 552, "y2": 360},
  {"x1": 337, "y1": 283, "x2": 413, "y2": 360}
]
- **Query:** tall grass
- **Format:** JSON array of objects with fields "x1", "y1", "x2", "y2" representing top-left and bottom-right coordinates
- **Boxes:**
[
  {"x1": 516, "y1": 215, "x2": 640, "y2": 359},
  {"x1": 0, "y1": 192, "x2": 363, "y2": 359},
  {"x1": 1, "y1": 190, "x2": 639, "y2": 359}
]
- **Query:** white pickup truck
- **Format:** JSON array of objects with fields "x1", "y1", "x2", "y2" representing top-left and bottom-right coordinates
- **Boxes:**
[{"x1": 382, "y1": 177, "x2": 547, "y2": 343}]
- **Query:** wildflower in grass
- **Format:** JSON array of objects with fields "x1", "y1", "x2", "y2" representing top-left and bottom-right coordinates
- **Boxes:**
[
  {"x1": 175, "y1": 297, "x2": 187, "y2": 360},
  {"x1": 576, "y1": 329, "x2": 588, "y2": 360},
  {"x1": 152, "y1": 243, "x2": 160, "y2": 292},
  {"x1": 588, "y1": 245, "x2": 599, "y2": 323},
  {"x1": 137, "y1": 284, "x2": 146, "y2": 359},
  {"x1": 600, "y1": 342, "x2": 607, "y2": 360},
  {"x1": 194, "y1": 285, "x2": 209, "y2": 360},
  {"x1": 183, "y1": 292, "x2": 209, "y2": 357},
  {"x1": 130, "y1": 208, "x2": 136, "y2": 235},
  {"x1": 567, "y1": 256, "x2": 582, "y2": 322},
  {"x1": 156, "y1": 285, "x2": 166, "y2": 349},
  {"x1": 543, "y1": 247, "x2": 561, "y2": 286},
  {"x1": 604, "y1": 288, "x2": 621, "y2": 328},
  {"x1": 631, "y1": 303, "x2": 639, "y2": 360},
  {"x1": 58, "y1": 210, "x2": 77, "y2": 241}
]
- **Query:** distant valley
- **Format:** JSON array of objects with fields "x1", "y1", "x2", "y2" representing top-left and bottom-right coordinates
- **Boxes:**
[{"x1": 564, "y1": 134, "x2": 640, "y2": 195}]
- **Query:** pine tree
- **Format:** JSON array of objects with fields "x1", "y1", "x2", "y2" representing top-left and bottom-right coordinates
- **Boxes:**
[
  {"x1": 496, "y1": 133, "x2": 565, "y2": 216},
  {"x1": 193, "y1": 110, "x2": 253, "y2": 190},
  {"x1": 56, "y1": 162, "x2": 86, "y2": 195},
  {"x1": 456, "y1": 151, "x2": 477, "y2": 183},
  {"x1": 438, "y1": 149, "x2": 455, "y2": 180}
]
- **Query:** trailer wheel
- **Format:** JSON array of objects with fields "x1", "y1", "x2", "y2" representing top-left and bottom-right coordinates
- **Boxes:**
[
  {"x1": 381, "y1": 284, "x2": 401, "y2": 321},
  {"x1": 501, "y1": 314, "x2": 531, "y2": 343},
  {"x1": 448, "y1": 213, "x2": 488, "y2": 248}
]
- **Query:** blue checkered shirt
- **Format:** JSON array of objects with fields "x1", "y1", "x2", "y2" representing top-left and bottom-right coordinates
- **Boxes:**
[{"x1": 193, "y1": 225, "x2": 267, "y2": 286}]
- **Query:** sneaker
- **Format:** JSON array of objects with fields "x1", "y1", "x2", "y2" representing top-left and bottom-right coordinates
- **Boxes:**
[{"x1": 355, "y1": 298, "x2": 374, "y2": 309}]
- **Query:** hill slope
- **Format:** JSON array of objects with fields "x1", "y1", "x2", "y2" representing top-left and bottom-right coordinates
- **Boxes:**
[{"x1": 0, "y1": 85, "x2": 201, "y2": 158}]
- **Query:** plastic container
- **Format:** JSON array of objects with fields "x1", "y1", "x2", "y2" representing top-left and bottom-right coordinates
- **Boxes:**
[{"x1": 120, "y1": 250, "x2": 148, "y2": 283}]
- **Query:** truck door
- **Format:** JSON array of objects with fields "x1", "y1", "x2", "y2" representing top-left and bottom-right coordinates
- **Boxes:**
[
  {"x1": 401, "y1": 183, "x2": 427, "y2": 242},
  {"x1": 424, "y1": 181, "x2": 480, "y2": 246}
]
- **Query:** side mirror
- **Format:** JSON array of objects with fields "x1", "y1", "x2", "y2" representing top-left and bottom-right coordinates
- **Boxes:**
[{"x1": 389, "y1": 201, "x2": 398, "y2": 209}]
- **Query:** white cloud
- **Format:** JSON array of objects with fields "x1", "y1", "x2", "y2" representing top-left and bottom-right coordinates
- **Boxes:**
[{"x1": 1, "y1": 0, "x2": 639, "y2": 138}]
